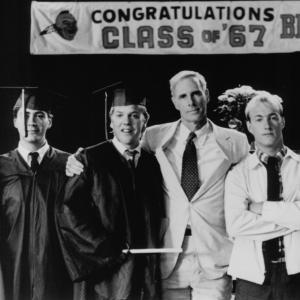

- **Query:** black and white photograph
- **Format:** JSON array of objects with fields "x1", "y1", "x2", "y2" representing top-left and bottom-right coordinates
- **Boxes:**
[{"x1": 1, "y1": 0, "x2": 300, "y2": 299}]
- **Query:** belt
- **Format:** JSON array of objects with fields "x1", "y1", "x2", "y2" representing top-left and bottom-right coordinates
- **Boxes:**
[{"x1": 184, "y1": 227, "x2": 192, "y2": 236}]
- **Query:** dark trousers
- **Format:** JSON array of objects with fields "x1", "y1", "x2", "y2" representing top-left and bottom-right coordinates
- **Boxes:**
[{"x1": 235, "y1": 263, "x2": 300, "y2": 300}]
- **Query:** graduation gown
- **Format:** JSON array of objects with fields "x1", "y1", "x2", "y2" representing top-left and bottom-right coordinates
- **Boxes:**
[
  {"x1": 0, "y1": 147, "x2": 73, "y2": 300},
  {"x1": 59, "y1": 141, "x2": 165, "y2": 300}
]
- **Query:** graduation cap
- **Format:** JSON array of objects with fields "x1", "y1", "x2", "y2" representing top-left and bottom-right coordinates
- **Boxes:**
[
  {"x1": 0, "y1": 86, "x2": 67, "y2": 137},
  {"x1": 92, "y1": 81, "x2": 148, "y2": 140},
  {"x1": 92, "y1": 81, "x2": 147, "y2": 107}
]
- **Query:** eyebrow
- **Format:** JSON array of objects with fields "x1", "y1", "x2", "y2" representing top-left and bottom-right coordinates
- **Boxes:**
[
  {"x1": 178, "y1": 88, "x2": 202, "y2": 96},
  {"x1": 34, "y1": 111, "x2": 46, "y2": 114},
  {"x1": 253, "y1": 112, "x2": 279, "y2": 118},
  {"x1": 25, "y1": 109, "x2": 45, "y2": 113},
  {"x1": 114, "y1": 109, "x2": 140, "y2": 114}
]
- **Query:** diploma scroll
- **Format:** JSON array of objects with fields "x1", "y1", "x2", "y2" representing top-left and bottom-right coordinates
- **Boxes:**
[{"x1": 122, "y1": 248, "x2": 182, "y2": 254}]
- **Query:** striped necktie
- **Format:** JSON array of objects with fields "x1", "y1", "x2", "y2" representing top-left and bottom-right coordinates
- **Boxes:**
[{"x1": 125, "y1": 149, "x2": 138, "y2": 169}]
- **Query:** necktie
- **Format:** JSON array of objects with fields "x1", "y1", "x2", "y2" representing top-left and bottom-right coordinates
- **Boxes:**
[
  {"x1": 125, "y1": 150, "x2": 138, "y2": 169},
  {"x1": 29, "y1": 152, "x2": 39, "y2": 173},
  {"x1": 181, "y1": 132, "x2": 200, "y2": 200},
  {"x1": 262, "y1": 156, "x2": 284, "y2": 283},
  {"x1": 265, "y1": 157, "x2": 280, "y2": 201}
]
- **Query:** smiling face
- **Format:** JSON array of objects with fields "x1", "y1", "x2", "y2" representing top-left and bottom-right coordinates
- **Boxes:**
[
  {"x1": 14, "y1": 108, "x2": 52, "y2": 151},
  {"x1": 247, "y1": 100, "x2": 285, "y2": 155},
  {"x1": 172, "y1": 76, "x2": 209, "y2": 131},
  {"x1": 110, "y1": 105, "x2": 147, "y2": 149}
]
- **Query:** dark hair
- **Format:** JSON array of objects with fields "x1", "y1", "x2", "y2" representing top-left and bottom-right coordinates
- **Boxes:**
[{"x1": 13, "y1": 107, "x2": 53, "y2": 119}]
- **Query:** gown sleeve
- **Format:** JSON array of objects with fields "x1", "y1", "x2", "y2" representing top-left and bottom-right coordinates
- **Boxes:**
[{"x1": 57, "y1": 151, "x2": 128, "y2": 282}]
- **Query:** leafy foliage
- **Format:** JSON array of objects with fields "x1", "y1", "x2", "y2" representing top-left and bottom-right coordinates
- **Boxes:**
[{"x1": 214, "y1": 85, "x2": 257, "y2": 133}]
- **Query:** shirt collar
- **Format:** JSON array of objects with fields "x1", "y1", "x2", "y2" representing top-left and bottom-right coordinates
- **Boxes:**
[
  {"x1": 249, "y1": 146, "x2": 299, "y2": 169},
  {"x1": 112, "y1": 137, "x2": 141, "y2": 157},
  {"x1": 17, "y1": 141, "x2": 50, "y2": 166},
  {"x1": 256, "y1": 147, "x2": 287, "y2": 165},
  {"x1": 179, "y1": 120, "x2": 210, "y2": 144}
]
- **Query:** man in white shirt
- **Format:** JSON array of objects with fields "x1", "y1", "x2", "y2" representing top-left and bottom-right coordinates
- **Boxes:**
[
  {"x1": 0, "y1": 89, "x2": 73, "y2": 300},
  {"x1": 142, "y1": 71, "x2": 248, "y2": 300},
  {"x1": 225, "y1": 91, "x2": 300, "y2": 299}
]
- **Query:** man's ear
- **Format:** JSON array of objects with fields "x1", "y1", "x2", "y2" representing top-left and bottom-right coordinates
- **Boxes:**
[
  {"x1": 47, "y1": 116, "x2": 53, "y2": 129},
  {"x1": 205, "y1": 89, "x2": 210, "y2": 103},
  {"x1": 141, "y1": 122, "x2": 147, "y2": 134},
  {"x1": 13, "y1": 109, "x2": 20, "y2": 128},
  {"x1": 246, "y1": 120, "x2": 252, "y2": 135},
  {"x1": 172, "y1": 96, "x2": 179, "y2": 110},
  {"x1": 282, "y1": 116, "x2": 285, "y2": 129}
]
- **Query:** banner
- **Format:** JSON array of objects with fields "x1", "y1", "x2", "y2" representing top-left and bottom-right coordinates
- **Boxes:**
[{"x1": 31, "y1": 1, "x2": 300, "y2": 55}]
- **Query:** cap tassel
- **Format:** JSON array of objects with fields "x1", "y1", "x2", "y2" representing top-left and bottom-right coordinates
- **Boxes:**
[
  {"x1": 104, "y1": 91, "x2": 108, "y2": 140},
  {"x1": 21, "y1": 88, "x2": 28, "y2": 137}
]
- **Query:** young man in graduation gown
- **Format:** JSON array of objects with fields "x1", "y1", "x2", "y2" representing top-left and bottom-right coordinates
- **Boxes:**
[
  {"x1": 58, "y1": 86, "x2": 165, "y2": 300},
  {"x1": 0, "y1": 89, "x2": 73, "y2": 300}
]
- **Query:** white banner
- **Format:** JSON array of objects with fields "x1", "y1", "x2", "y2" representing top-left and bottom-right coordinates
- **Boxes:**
[{"x1": 31, "y1": 1, "x2": 300, "y2": 54}]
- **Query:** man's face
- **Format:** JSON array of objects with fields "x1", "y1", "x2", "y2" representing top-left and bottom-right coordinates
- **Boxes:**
[
  {"x1": 172, "y1": 76, "x2": 209, "y2": 127},
  {"x1": 110, "y1": 105, "x2": 146, "y2": 149},
  {"x1": 14, "y1": 108, "x2": 52, "y2": 146},
  {"x1": 247, "y1": 101, "x2": 285, "y2": 152}
]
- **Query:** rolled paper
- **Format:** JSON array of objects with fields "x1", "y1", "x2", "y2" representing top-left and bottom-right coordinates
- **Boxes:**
[{"x1": 122, "y1": 248, "x2": 182, "y2": 254}]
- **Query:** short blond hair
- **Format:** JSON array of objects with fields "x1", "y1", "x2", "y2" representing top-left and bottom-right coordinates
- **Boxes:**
[
  {"x1": 169, "y1": 70, "x2": 207, "y2": 97},
  {"x1": 109, "y1": 105, "x2": 150, "y2": 124},
  {"x1": 245, "y1": 91, "x2": 283, "y2": 121}
]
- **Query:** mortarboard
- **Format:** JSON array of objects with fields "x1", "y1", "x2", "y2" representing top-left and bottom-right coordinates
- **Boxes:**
[
  {"x1": 92, "y1": 81, "x2": 147, "y2": 107},
  {"x1": 0, "y1": 86, "x2": 67, "y2": 137},
  {"x1": 92, "y1": 81, "x2": 147, "y2": 140}
]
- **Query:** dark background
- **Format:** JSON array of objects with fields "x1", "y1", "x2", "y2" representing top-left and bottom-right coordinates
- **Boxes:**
[{"x1": 0, "y1": 0, "x2": 299, "y2": 154}]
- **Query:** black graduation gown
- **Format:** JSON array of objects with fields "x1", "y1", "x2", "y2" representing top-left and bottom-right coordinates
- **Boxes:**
[
  {"x1": 0, "y1": 147, "x2": 73, "y2": 300},
  {"x1": 58, "y1": 141, "x2": 165, "y2": 300}
]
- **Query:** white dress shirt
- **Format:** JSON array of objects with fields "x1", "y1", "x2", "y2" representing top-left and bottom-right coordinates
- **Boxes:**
[
  {"x1": 17, "y1": 142, "x2": 50, "y2": 166},
  {"x1": 165, "y1": 121, "x2": 222, "y2": 227},
  {"x1": 165, "y1": 121, "x2": 222, "y2": 189},
  {"x1": 112, "y1": 137, "x2": 141, "y2": 166},
  {"x1": 142, "y1": 119, "x2": 250, "y2": 279}
]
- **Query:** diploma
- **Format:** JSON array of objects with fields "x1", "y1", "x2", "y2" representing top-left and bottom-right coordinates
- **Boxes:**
[{"x1": 122, "y1": 248, "x2": 182, "y2": 254}]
